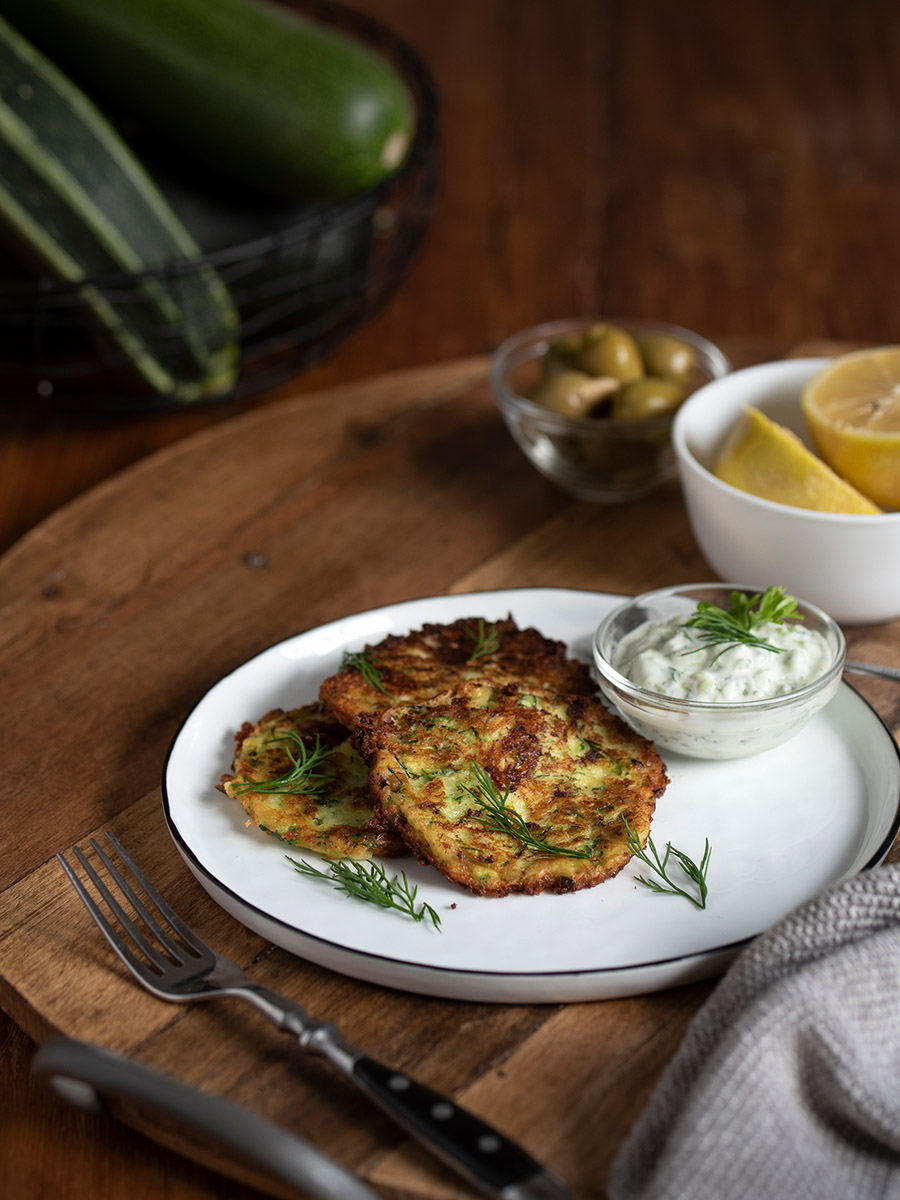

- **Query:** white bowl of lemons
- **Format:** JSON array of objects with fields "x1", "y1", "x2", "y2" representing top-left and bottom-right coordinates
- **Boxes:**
[{"x1": 672, "y1": 353, "x2": 900, "y2": 625}]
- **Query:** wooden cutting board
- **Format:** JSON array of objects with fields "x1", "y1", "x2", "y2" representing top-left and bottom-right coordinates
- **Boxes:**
[{"x1": 2, "y1": 346, "x2": 899, "y2": 1200}]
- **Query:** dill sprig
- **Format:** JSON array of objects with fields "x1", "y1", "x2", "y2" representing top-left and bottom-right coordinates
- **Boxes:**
[
  {"x1": 681, "y1": 586, "x2": 801, "y2": 660},
  {"x1": 462, "y1": 763, "x2": 593, "y2": 860},
  {"x1": 341, "y1": 649, "x2": 395, "y2": 698},
  {"x1": 231, "y1": 732, "x2": 334, "y2": 797},
  {"x1": 286, "y1": 856, "x2": 441, "y2": 928},
  {"x1": 467, "y1": 618, "x2": 500, "y2": 662},
  {"x1": 623, "y1": 816, "x2": 711, "y2": 910}
]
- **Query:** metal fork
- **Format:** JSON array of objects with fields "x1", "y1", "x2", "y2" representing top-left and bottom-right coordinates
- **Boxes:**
[{"x1": 59, "y1": 834, "x2": 575, "y2": 1200}]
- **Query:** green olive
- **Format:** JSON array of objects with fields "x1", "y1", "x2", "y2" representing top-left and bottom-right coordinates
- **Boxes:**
[
  {"x1": 611, "y1": 376, "x2": 688, "y2": 421},
  {"x1": 541, "y1": 338, "x2": 579, "y2": 379},
  {"x1": 574, "y1": 325, "x2": 644, "y2": 383},
  {"x1": 546, "y1": 333, "x2": 581, "y2": 361},
  {"x1": 530, "y1": 369, "x2": 617, "y2": 417},
  {"x1": 636, "y1": 333, "x2": 697, "y2": 382}
]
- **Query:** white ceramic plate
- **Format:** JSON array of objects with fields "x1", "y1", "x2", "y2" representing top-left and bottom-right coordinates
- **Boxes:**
[{"x1": 162, "y1": 588, "x2": 900, "y2": 1003}]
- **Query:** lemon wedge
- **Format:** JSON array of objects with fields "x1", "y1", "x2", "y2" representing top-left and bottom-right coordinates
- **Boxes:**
[
  {"x1": 801, "y1": 347, "x2": 900, "y2": 509},
  {"x1": 713, "y1": 406, "x2": 881, "y2": 513}
]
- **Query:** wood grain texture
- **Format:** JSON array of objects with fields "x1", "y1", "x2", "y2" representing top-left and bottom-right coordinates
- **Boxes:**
[
  {"x1": 2, "y1": 351, "x2": 899, "y2": 1200},
  {"x1": 0, "y1": 360, "x2": 581, "y2": 1200},
  {"x1": 0, "y1": 360, "x2": 566, "y2": 890},
  {"x1": 4, "y1": 0, "x2": 900, "y2": 553},
  {"x1": 5, "y1": 0, "x2": 900, "y2": 1196}
]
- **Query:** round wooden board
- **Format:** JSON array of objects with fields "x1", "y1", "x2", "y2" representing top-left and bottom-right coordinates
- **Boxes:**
[{"x1": 3, "y1": 348, "x2": 898, "y2": 1199}]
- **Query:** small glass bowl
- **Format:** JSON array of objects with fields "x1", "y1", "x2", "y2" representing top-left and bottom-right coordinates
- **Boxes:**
[
  {"x1": 490, "y1": 317, "x2": 731, "y2": 503},
  {"x1": 592, "y1": 583, "x2": 846, "y2": 760}
]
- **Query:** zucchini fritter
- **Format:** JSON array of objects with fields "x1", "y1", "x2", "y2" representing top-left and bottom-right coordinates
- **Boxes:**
[
  {"x1": 358, "y1": 680, "x2": 668, "y2": 896},
  {"x1": 220, "y1": 705, "x2": 404, "y2": 858},
  {"x1": 319, "y1": 616, "x2": 596, "y2": 729}
]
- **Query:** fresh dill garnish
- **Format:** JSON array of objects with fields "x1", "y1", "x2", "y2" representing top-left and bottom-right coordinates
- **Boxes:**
[
  {"x1": 467, "y1": 618, "x2": 500, "y2": 662},
  {"x1": 392, "y1": 757, "x2": 414, "y2": 779},
  {"x1": 681, "y1": 586, "x2": 801, "y2": 660},
  {"x1": 231, "y1": 732, "x2": 334, "y2": 797},
  {"x1": 462, "y1": 763, "x2": 592, "y2": 860},
  {"x1": 341, "y1": 649, "x2": 395, "y2": 698},
  {"x1": 286, "y1": 856, "x2": 441, "y2": 928},
  {"x1": 622, "y1": 816, "x2": 711, "y2": 910},
  {"x1": 583, "y1": 738, "x2": 611, "y2": 757}
]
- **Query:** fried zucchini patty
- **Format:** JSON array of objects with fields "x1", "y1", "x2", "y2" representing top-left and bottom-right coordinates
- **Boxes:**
[
  {"x1": 220, "y1": 705, "x2": 404, "y2": 858},
  {"x1": 319, "y1": 616, "x2": 596, "y2": 729},
  {"x1": 358, "y1": 680, "x2": 668, "y2": 896}
]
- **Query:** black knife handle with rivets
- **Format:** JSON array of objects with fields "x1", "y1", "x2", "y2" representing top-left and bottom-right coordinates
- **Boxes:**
[
  {"x1": 224, "y1": 984, "x2": 576, "y2": 1200},
  {"x1": 350, "y1": 1054, "x2": 575, "y2": 1200}
]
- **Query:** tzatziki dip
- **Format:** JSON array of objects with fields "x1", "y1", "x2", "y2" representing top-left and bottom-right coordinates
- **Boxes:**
[{"x1": 614, "y1": 618, "x2": 832, "y2": 702}]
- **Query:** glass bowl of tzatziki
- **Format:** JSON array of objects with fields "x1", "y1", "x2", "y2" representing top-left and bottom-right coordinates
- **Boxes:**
[{"x1": 592, "y1": 583, "x2": 846, "y2": 759}]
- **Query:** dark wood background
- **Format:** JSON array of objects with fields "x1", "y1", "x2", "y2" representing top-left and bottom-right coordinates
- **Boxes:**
[{"x1": 4, "y1": 0, "x2": 900, "y2": 1196}]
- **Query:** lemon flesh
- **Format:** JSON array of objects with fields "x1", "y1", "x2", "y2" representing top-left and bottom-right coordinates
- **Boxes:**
[
  {"x1": 802, "y1": 347, "x2": 900, "y2": 509},
  {"x1": 714, "y1": 406, "x2": 881, "y2": 514}
]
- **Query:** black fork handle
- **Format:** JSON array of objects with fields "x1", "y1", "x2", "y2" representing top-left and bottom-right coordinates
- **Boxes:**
[
  {"x1": 349, "y1": 1053, "x2": 574, "y2": 1200},
  {"x1": 245, "y1": 992, "x2": 574, "y2": 1199}
]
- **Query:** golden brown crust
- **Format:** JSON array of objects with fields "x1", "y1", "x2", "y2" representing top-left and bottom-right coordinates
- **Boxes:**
[
  {"x1": 318, "y1": 616, "x2": 596, "y2": 729},
  {"x1": 222, "y1": 618, "x2": 670, "y2": 899},
  {"x1": 360, "y1": 680, "x2": 668, "y2": 897},
  {"x1": 220, "y1": 705, "x2": 405, "y2": 859}
]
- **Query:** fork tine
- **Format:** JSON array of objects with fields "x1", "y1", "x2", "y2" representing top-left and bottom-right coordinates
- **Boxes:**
[
  {"x1": 57, "y1": 848, "x2": 163, "y2": 982},
  {"x1": 89, "y1": 836, "x2": 203, "y2": 967},
  {"x1": 59, "y1": 833, "x2": 209, "y2": 984},
  {"x1": 103, "y1": 833, "x2": 208, "y2": 953},
  {"x1": 70, "y1": 841, "x2": 178, "y2": 974}
]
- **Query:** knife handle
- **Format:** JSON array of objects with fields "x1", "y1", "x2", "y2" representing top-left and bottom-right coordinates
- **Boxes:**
[
  {"x1": 32, "y1": 1037, "x2": 379, "y2": 1200},
  {"x1": 350, "y1": 1054, "x2": 573, "y2": 1200}
]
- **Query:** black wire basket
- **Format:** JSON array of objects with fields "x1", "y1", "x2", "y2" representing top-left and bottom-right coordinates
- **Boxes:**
[{"x1": 0, "y1": 1, "x2": 438, "y2": 414}]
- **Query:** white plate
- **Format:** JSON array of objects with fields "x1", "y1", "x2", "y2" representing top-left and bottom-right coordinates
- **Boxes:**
[{"x1": 162, "y1": 588, "x2": 900, "y2": 1003}]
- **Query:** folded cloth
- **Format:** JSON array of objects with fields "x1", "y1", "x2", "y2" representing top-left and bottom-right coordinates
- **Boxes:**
[{"x1": 608, "y1": 862, "x2": 900, "y2": 1200}]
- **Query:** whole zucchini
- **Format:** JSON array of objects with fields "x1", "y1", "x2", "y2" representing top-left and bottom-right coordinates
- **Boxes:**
[{"x1": 0, "y1": 0, "x2": 417, "y2": 202}]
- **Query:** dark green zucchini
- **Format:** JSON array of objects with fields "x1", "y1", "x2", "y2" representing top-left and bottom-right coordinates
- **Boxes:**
[
  {"x1": 0, "y1": 16, "x2": 239, "y2": 401},
  {"x1": 1, "y1": 0, "x2": 417, "y2": 202}
]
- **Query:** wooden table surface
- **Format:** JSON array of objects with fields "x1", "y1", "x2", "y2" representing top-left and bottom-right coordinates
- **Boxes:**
[{"x1": 4, "y1": 2, "x2": 900, "y2": 1197}]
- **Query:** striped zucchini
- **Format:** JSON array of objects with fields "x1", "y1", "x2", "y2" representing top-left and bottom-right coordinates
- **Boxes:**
[
  {"x1": 0, "y1": 17, "x2": 239, "y2": 401},
  {"x1": 1, "y1": 0, "x2": 417, "y2": 202}
]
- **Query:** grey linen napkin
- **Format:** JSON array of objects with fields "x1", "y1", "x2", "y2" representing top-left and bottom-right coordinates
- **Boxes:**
[{"x1": 608, "y1": 862, "x2": 900, "y2": 1200}]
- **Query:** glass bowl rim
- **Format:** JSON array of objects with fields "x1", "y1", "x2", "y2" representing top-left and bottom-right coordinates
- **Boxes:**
[
  {"x1": 489, "y1": 316, "x2": 733, "y2": 435},
  {"x1": 592, "y1": 581, "x2": 847, "y2": 714}
]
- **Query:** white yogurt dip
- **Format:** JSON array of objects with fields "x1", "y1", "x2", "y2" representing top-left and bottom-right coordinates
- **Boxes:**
[{"x1": 614, "y1": 617, "x2": 832, "y2": 702}]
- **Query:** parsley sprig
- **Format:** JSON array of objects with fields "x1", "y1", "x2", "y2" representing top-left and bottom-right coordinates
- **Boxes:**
[
  {"x1": 341, "y1": 649, "x2": 395, "y2": 699},
  {"x1": 462, "y1": 763, "x2": 592, "y2": 860},
  {"x1": 287, "y1": 856, "x2": 441, "y2": 928},
  {"x1": 623, "y1": 816, "x2": 711, "y2": 909},
  {"x1": 231, "y1": 732, "x2": 334, "y2": 797},
  {"x1": 681, "y1": 586, "x2": 801, "y2": 660}
]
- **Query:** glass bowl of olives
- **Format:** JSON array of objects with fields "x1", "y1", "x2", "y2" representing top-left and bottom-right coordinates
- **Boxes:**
[{"x1": 490, "y1": 317, "x2": 731, "y2": 502}]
